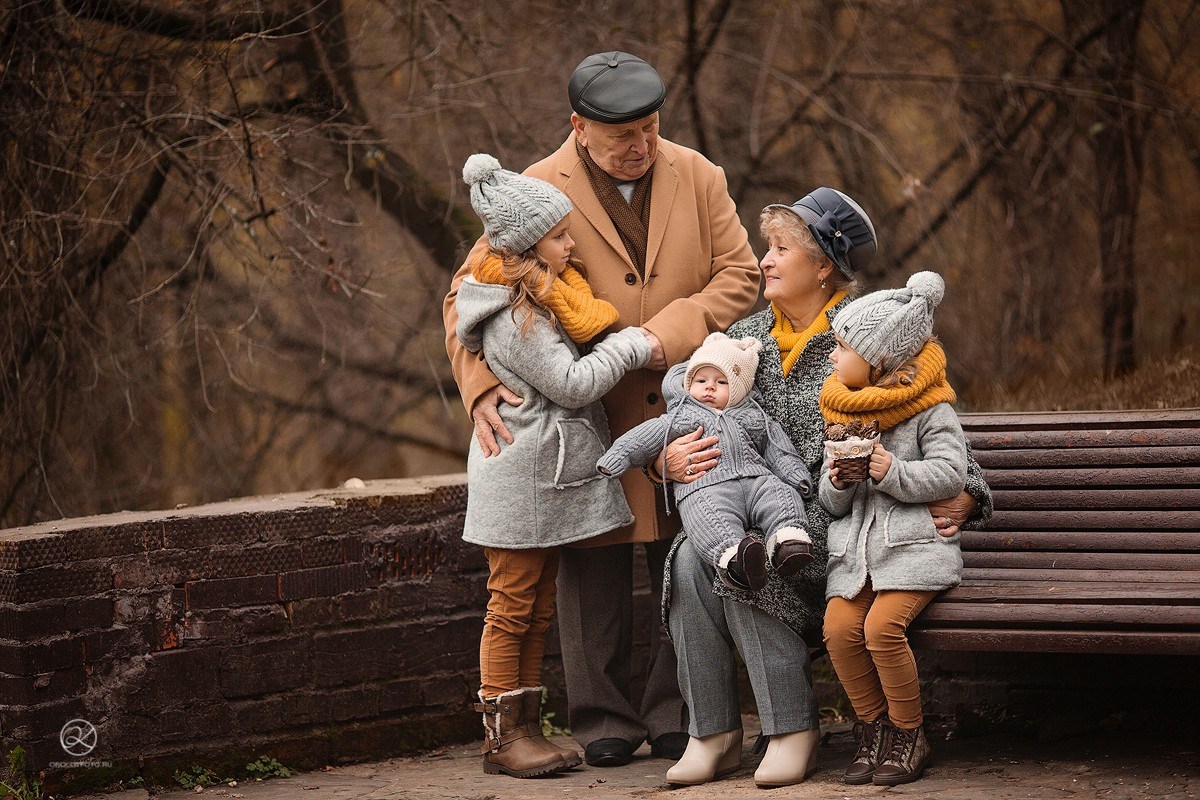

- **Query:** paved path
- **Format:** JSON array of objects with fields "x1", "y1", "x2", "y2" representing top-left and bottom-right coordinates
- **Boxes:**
[{"x1": 79, "y1": 719, "x2": 1196, "y2": 800}]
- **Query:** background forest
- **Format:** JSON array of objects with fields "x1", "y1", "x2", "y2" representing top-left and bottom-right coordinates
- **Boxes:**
[{"x1": 3, "y1": 0, "x2": 1198, "y2": 526}]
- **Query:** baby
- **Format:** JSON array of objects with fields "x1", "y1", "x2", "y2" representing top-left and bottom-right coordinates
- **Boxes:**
[{"x1": 597, "y1": 332, "x2": 814, "y2": 592}]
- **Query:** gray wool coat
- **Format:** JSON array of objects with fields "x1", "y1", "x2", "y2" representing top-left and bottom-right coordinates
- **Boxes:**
[
  {"x1": 456, "y1": 277, "x2": 651, "y2": 549},
  {"x1": 663, "y1": 302, "x2": 994, "y2": 640},
  {"x1": 819, "y1": 403, "x2": 968, "y2": 599},
  {"x1": 595, "y1": 362, "x2": 812, "y2": 504}
]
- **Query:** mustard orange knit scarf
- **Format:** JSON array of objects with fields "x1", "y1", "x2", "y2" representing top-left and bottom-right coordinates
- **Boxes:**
[
  {"x1": 472, "y1": 254, "x2": 619, "y2": 343},
  {"x1": 819, "y1": 341, "x2": 958, "y2": 430},
  {"x1": 770, "y1": 291, "x2": 847, "y2": 377}
]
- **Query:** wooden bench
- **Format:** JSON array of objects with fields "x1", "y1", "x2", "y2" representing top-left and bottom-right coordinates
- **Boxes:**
[{"x1": 909, "y1": 408, "x2": 1200, "y2": 656}]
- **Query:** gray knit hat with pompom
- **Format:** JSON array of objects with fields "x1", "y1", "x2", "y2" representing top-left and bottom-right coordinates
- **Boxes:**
[
  {"x1": 831, "y1": 271, "x2": 945, "y2": 374},
  {"x1": 462, "y1": 153, "x2": 573, "y2": 255}
]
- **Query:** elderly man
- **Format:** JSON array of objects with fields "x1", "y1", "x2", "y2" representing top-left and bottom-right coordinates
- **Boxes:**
[{"x1": 443, "y1": 51, "x2": 760, "y2": 767}]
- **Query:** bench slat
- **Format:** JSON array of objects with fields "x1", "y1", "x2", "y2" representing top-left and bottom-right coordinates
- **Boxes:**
[
  {"x1": 908, "y1": 628, "x2": 1200, "y2": 655},
  {"x1": 961, "y1": 409, "x2": 1200, "y2": 429},
  {"x1": 967, "y1": 428, "x2": 1200, "y2": 449},
  {"x1": 988, "y1": 510, "x2": 1200, "y2": 530},
  {"x1": 990, "y1": 487, "x2": 1200, "y2": 510},
  {"x1": 962, "y1": 551, "x2": 1200, "y2": 570},
  {"x1": 977, "y1": 446, "x2": 1200, "y2": 469},
  {"x1": 982, "y1": 466, "x2": 1200, "y2": 488},
  {"x1": 961, "y1": 567, "x2": 1200, "y2": 583},
  {"x1": 938, "y1": 583, "x2": 1200, "y2": 603},
  {"x1": 916, "y1": 603, "x2": 1200, "y2": 627},
  {"x1": 961, "y1": 531, "x2": 1200, "y2": 552}
]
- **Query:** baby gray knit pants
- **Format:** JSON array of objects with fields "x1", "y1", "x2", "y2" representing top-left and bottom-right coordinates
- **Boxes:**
[{"x1": 677, "y1": 474, "x2": 808, "y2": 569}]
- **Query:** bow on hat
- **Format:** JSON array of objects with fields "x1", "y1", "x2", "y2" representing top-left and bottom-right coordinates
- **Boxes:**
[{"x1": 808, "y1": 197, "x2": 871, "y2": 274}]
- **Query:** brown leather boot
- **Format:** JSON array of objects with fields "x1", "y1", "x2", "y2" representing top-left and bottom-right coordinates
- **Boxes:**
[
  {"x1": 872, "y1": 722, "x2": 931, "y2": 786},
  {"x1": 520, "y1": 687, "x2": 581, "y2": 768},
  {"x1": 842, "y1": 716, "x2": 890, "y2": 785},
  {"x1": 476, "y1": 690, "x2": 571, "y2": 777}
]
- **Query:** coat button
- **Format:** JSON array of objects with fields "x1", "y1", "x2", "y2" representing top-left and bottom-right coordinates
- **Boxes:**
[
  {"x1": 624, "y1": 273, "x2": 637, "y2": 285},
  {"x1": 647, "y1": 392, "x2": 659, "y2": 405}
]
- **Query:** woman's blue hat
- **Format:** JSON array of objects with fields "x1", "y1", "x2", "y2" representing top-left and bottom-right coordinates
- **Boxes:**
[{"x1": 768, "y1": 188, "x2": 877, "y2": 278}]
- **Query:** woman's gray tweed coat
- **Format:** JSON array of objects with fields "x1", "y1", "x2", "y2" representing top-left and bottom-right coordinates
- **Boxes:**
[
  {"x1": 456, "y1": 277, "x2": 651, "y2": 549},
  {"x1": 663, "y1": 301, "x2": 994, "y2": 641}
]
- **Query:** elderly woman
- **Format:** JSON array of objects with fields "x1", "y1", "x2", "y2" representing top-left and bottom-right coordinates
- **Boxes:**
[{"x1": 659, "y1": 189, "x2": 992, "y2": 789}]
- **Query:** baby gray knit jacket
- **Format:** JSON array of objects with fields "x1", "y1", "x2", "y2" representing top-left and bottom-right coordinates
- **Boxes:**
[{"x1": 596, "y1": 362, "x2": 812, "y2": 504}]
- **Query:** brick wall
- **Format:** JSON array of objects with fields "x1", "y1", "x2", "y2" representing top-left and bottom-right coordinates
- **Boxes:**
[
  {"x1": 6, "y1": 475, "x2": 1194, "y2": 791},
  {"x1": 0, "y1": 476, "x2": 558, "y2": 790}
]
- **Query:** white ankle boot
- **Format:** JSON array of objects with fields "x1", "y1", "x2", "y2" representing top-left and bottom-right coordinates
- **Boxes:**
[
  {"x1": 754, "y1": 728, "x2": 819, "y2": 787},
  {"x1": 665, "y1": 728, "x2": 743, "y2": 785}
]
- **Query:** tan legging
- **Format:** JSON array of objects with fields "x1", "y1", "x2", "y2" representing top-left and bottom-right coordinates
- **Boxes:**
[
  {"x1": 479, "y1": 546, "x2": 559, "y2": 698},
  {"x1": 823, "y1": 582, "x2": 937, "y2": 729}
]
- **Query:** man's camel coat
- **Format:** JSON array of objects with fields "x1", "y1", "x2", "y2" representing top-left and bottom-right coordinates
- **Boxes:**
[{"x1": 444, "y1": 134, "x2": 760, "y2": 546}]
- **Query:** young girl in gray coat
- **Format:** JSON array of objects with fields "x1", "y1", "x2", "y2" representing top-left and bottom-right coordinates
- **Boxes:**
[
  {"x1": 597, "y1": 332, "x2": 814, "y2": 593},
  {"x1": 818, "y1": 271, "x2": 966, "y2": 788},
  {"x1": 454, "y1": 154, "x2": 652, "y2": 779}
]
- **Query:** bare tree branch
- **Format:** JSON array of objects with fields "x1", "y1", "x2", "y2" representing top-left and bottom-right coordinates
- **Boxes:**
[{"x1": 58, "y1": 0, "x2": 321, "y2": 42}]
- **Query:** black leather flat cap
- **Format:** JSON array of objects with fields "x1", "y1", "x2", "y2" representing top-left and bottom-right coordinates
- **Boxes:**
[{"x1": 568, "y1": 51, "x2": 666, "y2": 124}]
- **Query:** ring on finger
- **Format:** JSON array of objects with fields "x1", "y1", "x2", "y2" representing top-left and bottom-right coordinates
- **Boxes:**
[{"x1": 685, "y1": 467, "x2": 694, "y2": 476}]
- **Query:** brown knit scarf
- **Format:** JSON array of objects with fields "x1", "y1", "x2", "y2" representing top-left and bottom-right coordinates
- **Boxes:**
[
  {"x1": 819, "y1": 341, "x2": 958, "y2": 430},
  {"x1": 471, "y1": 253, "x2": 619, "y2": 344},
  {"x1": 576, "y1": 139, "x2": 653, "y2": 275}
]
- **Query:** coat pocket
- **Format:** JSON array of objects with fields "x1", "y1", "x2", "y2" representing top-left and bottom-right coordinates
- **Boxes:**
[
  {"x1": 826, "y1": 520, "x2": 850, "y2": 558},
  {"x1": 554, "y1": 418, "x2": 607, "y2": 488},
  {"x1": 883, "y1": 503, "x2": 937, "y2": 547}
]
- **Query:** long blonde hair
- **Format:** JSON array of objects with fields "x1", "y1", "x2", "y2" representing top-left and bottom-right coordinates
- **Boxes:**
[
  {"x1": 868, "y1": 335, "x2": 939, "y2": 387},
  {"x1": 485, "y1": 245, "x2": 584, "y2": 336}
]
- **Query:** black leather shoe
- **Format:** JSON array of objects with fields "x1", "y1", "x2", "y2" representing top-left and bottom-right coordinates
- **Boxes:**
[
  {"x1": 584, "y1": 738, "x2": 635, "y2": 767},
  {"x1": 650, "y1": 731, "x2": 689, "y2": 761}
]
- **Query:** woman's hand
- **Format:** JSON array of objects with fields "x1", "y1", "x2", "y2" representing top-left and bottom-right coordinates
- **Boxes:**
[
  {"x1": 868, "y1": 443, "x2": 893, "y2": 481},
  {"x1": 661, "y1": 427, "x2": 721, "y2": 483},
  {"x1": 828, "y1": 459, "x2": 847, "y2": 490},
  {"x1": 928, "y1": 490, "x2": 977, "y2": 537}
]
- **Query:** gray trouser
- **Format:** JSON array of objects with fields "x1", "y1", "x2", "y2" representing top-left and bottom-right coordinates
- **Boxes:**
[
  {"x1": 678, "y1": 474, "x2": 808, "y2": 569},
  {"x1": 557, "y1": 540, "x2": 686, "y2": 748},
  {"x1": 669, "y1": 536, "x2": 819, "y2": 737}
]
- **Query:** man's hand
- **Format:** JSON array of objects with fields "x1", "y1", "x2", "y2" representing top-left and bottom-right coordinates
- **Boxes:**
[
  {"x1": 928, "y1": 490, "x2": 977, "y2": 537},
  {"x1": 471, "y1": 384, "x2": 524, "y2": 457},
  {"x1": 661, "y1": 427, "x2": 721, "y2": 483},
  {"x1": 868, "y1": 443, "x2": 893, "y2": 482},
  {"x1": 639, "y1": 328, "x2": 668, "y2": 372}
]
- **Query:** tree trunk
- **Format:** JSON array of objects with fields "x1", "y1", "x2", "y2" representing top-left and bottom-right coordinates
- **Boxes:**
[{"x1": 1084, "y1": 0, "x2": 1147, "y2": 377}]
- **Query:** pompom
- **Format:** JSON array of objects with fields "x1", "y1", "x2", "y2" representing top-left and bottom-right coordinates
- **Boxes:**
[
  {"x1": 907, "y1": 271, "x2": 944, "y2": 307},
  {"x1": 462, "y1": 153, "x2": 502, "y2": 186}
]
